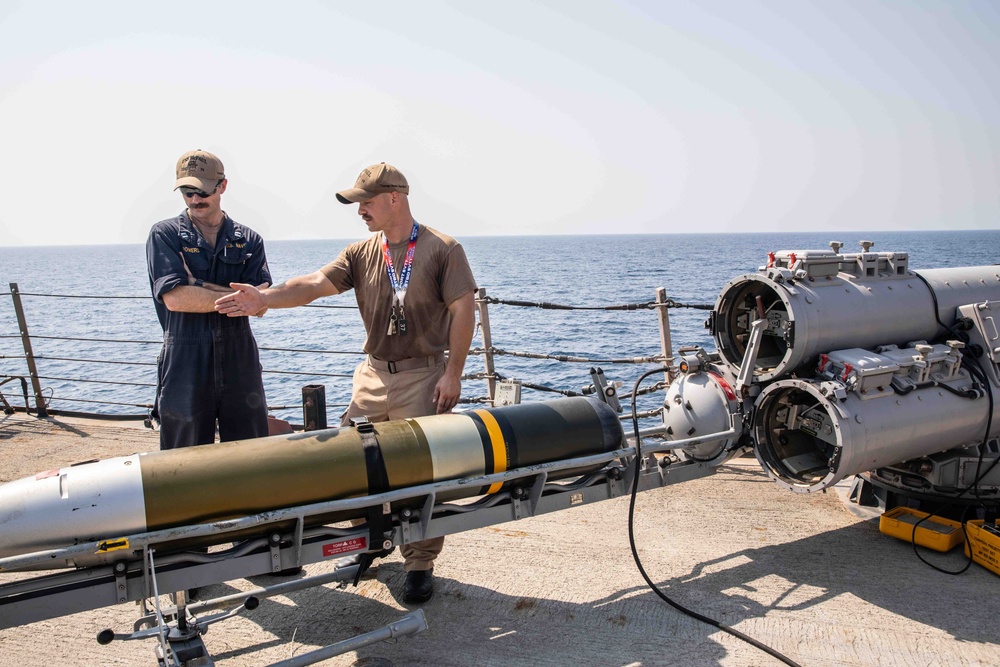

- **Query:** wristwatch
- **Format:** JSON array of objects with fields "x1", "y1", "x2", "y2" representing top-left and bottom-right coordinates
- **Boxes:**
[{"x1": 194, "y1": 279, "x2": 204, "y2": 287}]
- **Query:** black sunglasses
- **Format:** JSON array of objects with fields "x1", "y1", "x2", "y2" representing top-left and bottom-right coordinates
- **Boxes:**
[{"x1": 180, "y1": 180, "x2": 223, "y2": 198}]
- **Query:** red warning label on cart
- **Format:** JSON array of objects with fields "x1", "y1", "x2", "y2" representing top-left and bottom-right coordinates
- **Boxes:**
[{"x1": 322, "y1": 537, "x2": 367, "y2": 557}]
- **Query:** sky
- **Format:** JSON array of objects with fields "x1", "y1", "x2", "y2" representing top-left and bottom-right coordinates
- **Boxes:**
[{"x1": 0, "y1": 0, "x2": 998, "y2": 246}]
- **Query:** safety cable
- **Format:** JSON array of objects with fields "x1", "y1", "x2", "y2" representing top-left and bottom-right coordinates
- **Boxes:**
[
  {"x1": 11, "y1": 291, "x2": 358, "y2": 309},
  {"x1": 14, "y1": 292, "x2": 148, "y2": 299},
  {"x1": 626, "y1": 367, "x2": 802, "y2": 667},
  {"x1": 2, "y1": 333, "x2": 368, "y2": 357},
  {"x1": 34, "y1": 355, "x2": 156, "y2": 367},
  {"x1": 469, "y1": 346, "x2": 666, "y2": 365},
  {"x1": 34, "y1": 375, "x2": 155, "y2": 388},
  {"x1": 41, "y1": 395, "x2": 152, "y2": 409},
  {"x1": 15, "y1": 290, "x2": 713, "y2": 311},
  {"x1": 0, "y1": 333, "x2": 160, "y2": 345},
  {"x1": 481, "y1": 295, "x2": 713, "y2": 311}
]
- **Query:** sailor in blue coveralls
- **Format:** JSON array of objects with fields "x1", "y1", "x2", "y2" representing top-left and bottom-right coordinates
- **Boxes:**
[{"x1": 146, "y1": 149, "x2": 272, "y2": 450}]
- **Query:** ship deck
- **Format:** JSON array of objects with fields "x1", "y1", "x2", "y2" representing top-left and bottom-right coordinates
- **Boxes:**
[{"x1": 0, "y1": 411, "x2": 997, "y2": 667}]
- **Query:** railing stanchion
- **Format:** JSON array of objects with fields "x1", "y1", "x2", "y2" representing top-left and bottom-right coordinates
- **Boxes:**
[
  {"x1": 9, "y1": 283, "x2": 48, "y2": 417},
  {"x1": 475, "y1": 287, "x2": 497, "y2": 404},
  {"x1": 654, "y1": 287, "x2": 675, "y2": 386},
  {"x1": 302, "y1": 384, "x2": 327, "y2": 431}
]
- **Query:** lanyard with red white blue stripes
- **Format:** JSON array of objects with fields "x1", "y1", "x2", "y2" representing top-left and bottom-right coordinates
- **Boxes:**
[{"x1": 381, "y1": 222, "x2": 418, "y2": 334}]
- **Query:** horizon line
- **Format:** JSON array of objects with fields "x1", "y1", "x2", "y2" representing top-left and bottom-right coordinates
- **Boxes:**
[{"x1": 2, "y1": 228, "x2": 997, "y2": 250}]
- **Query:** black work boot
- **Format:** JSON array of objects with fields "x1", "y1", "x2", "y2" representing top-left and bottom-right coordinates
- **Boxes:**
[{"x1": 403, "y1": 569, "x2": 434, "y2": 603}]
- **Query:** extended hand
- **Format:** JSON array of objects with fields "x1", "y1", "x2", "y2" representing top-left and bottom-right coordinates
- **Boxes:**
[{"x1": 215, "y1": 282, "x2": 269, "y2": 317}]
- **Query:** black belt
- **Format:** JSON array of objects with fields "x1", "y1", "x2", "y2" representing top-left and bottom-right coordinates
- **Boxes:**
[{"x1": 368, "y1": 353, "x2": 444, "y2": 374}]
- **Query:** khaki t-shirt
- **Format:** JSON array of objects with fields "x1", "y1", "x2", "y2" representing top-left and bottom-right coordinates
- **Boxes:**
[{"x1": 321, "y1": 224, "x2": 477, "y2": 361}]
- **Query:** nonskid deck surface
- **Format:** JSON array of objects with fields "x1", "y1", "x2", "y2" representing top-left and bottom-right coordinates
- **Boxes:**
[{"x1": 0, "y1": 412, "x2": 997, "y2": 667}]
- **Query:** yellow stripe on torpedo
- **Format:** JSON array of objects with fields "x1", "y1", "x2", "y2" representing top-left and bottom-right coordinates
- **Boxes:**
[{"x1": 474, "y1": 409, "x2": 508, "y2": 493}]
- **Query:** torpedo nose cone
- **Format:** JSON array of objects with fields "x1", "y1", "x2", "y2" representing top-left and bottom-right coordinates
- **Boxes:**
[{"x1": 0, "y1": 455, "x2": 146, "y2": 561}]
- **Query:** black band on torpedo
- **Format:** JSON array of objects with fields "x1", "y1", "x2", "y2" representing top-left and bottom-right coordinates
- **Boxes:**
[
  {"x1": 487, "y1": 409, "x2": 519, "y2": 468},
  {"x1": 352, "y1": 419, "x2": 391, "y2": 551},
  {"x1": 466, "y1": 412, "x2": 495, "y2": 472},
  {"x1": 466, "y1": 412, "x2": 496, "y2": 496}
]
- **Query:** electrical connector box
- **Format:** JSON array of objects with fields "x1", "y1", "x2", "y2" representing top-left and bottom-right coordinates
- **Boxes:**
[
  {"x1": 879, "y1": 507, "x2": 964, "y2": 552},
  {"x1": 964, "y1": 520, "x2": 1000, "y2": 577},
  {"x1": 823, "y1": 348, "x2": 897, "y2": 398},
  {"x1": 494, "y1": 380, "x2": 522, "y2": 406}
]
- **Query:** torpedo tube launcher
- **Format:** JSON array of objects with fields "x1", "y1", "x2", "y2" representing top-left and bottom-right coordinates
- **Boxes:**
[
  {"x1": 689, "y1": 248, "x2": 1000, "y2": 495},
  {"x1": 0, "y1": 244, "x2": 998, "y2": 667}
]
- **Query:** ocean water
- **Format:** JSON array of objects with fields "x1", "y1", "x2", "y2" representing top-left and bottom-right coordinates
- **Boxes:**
[{"x1": 1, "y1": 230, "x2": 997, "y2": 424}]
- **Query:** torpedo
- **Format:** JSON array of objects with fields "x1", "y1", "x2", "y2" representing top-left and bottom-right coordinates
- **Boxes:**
[{"x1": 0, "y1": 397, "x2": 624, "y2": 565}]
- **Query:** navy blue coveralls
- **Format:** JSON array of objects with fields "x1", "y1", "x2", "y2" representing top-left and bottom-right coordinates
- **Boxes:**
[{"x1": 146, "y1": 212, "x2": 272, "y2": 450}]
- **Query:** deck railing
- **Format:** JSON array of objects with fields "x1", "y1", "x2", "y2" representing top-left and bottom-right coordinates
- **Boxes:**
[{"x1": 1, "y1": 282, "x2": 710, "y2": 426}]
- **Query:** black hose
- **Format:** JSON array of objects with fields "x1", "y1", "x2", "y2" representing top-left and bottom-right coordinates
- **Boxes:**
[{"x1": 626, "y1": 367, "x2": 802, "y2": 667}]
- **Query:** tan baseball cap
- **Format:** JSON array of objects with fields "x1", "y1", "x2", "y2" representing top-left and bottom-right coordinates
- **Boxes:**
[
  {"x1": 174, "y1": 150, "x2": 225, "y2": 191},
  {"x1": 336, "y1": 163, "x2": 409, "y2": 203}
]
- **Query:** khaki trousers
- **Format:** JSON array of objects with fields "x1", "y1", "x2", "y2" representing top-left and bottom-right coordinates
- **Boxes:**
[{"x1": 342, "y1": 356, "x2": 447, "y2": 571}]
